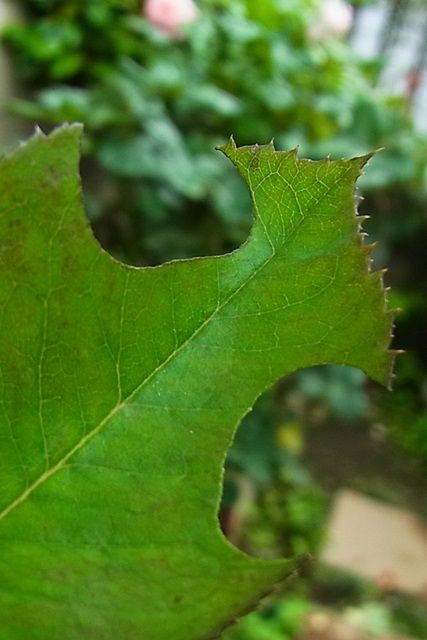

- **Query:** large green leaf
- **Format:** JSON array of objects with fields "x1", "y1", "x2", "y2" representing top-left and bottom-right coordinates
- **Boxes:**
[{"x1": 0, "y1": 126, "x2": 394, "y2": 639}]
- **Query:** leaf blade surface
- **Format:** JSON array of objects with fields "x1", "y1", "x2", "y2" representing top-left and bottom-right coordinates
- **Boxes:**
[{"x1": 0, "y1": 127, "x2": 394, "y2": 639}]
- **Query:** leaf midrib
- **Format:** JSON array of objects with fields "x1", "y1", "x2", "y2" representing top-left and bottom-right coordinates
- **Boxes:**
[
  {"x1": 0, "y1": 164, "x2": 354, "y2": 522},
  {"x1": 0, "y1": 246, "x2": 275, "y2": 522}
]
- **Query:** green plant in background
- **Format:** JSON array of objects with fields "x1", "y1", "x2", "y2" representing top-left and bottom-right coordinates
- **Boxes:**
[
  {"x1": 223, "y1": 389, "x2": 328, "y2": 560},
  {"x1": 224, "y1": 595, "x2": 312, "y2": 640},
  {"x1": 223, "y1": 574, "x2": 427, "y2": 640},
  {"x1": 2, "y1": 0, "x2": 426, "y2": 264},
  {"x1": 0, "y1": 125, "x2": 394, "y2": 639}
]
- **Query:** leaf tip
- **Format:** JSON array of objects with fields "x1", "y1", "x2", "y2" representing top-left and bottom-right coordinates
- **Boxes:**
[
  {"x1": 351, "y1": 149, "x2": 378, "y2": 175},
  {"x1": 215, "y1": 135, "x2": 237, "y2": 156}
]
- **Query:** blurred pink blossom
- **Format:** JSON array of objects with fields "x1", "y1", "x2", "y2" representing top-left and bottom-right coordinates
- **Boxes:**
[
  {"x1": 144, "y1": 0, "x2": 199, "y2": 38},
  {"x1": 309, "y1": 0, "x2": 353, "y2": 41}
]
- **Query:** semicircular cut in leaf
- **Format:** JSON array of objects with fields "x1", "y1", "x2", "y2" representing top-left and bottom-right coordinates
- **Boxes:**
[{"x1": 0, "y1": 126, "x2": 395, "y2": 640}]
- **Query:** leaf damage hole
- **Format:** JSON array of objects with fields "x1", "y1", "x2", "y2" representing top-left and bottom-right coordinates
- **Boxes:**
[
  {"x1": 83, "y1": 153, "x2": 251, "y2": 267},
  {"x1": 219, "y1": 380, "x2": 310, "y2": 560},
  {"x1": 219, "y1": 366, "x2": 374, "y2": 560}
]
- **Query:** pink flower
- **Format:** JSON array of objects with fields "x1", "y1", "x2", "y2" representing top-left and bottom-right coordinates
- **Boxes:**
[
  {"x1": 144, "y1": 0, "x2": 199, "y2": 39},
  {"x1": 309, "y1": 0, "x2": 353, "y2": 41}
]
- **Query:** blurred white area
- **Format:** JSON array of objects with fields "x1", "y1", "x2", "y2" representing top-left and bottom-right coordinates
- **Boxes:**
[
  {"x1": 352, "y1": 1, "x2": 427, "y2": 132},
  {"x1": 323, "y1": 490, "x2": 427, "y2": 598},
  {"x1": 351, "y1": 2, "x2": 387, "y2": 58},
  {"x1": 302, "y1": 608, "x2": 414, "y2": 639}
]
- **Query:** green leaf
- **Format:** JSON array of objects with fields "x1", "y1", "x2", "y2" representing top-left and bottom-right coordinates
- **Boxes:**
[
  {"x1": 98, "y1": 120, "x2": 214, "y2": 198},
  {"x1": 0, "y1": 125, "x2": 394, "y2": 639}
]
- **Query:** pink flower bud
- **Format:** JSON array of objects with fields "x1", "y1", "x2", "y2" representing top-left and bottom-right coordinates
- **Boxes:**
[
  {"x1": 144, "y1": 0, "x2": 199, "y2": 39},
  {"x1": 309, "y1": 0, "x2": 353, "y2": 41}
]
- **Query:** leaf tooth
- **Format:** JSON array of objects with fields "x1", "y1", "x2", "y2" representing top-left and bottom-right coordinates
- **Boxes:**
[
  {"x1": 391, "y1": 307, "x2": 403, "y2": 315},
  {"x1": 228, "y1": 134, "x2": 236, "y2": 148},
  {"x1": 352, "y1": 151, "x2": 376, "y2": 176},
  {"x1": 370, "y1": 267, "x2": 389, "y2": 289},
  {"x1": 388, "y1": 370, "x2": 397, "y2": 390},
  {"x1": 363, "y1": 241, "x2": 379, "y2": 255},
  {"x1": 385, "y1": 346, "x2": 405, "y2": 390},
  {"x1": 215, "y1": 135, "x2": 237, "y2": 155}
]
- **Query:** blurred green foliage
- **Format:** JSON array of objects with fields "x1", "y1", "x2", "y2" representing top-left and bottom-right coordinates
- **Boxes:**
[
  {"x1": 223, "y1": 571, "x2": 427, "y2": 639},
  {"x1": 3, "y1": 0, "x2": 427, "y2": 264},
  {"x1": 224, "y1": 390, "x2": 328, "y2": 559},
  {"x1": 224, "y1": 595, "x2": 311, "y2": 640}
]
